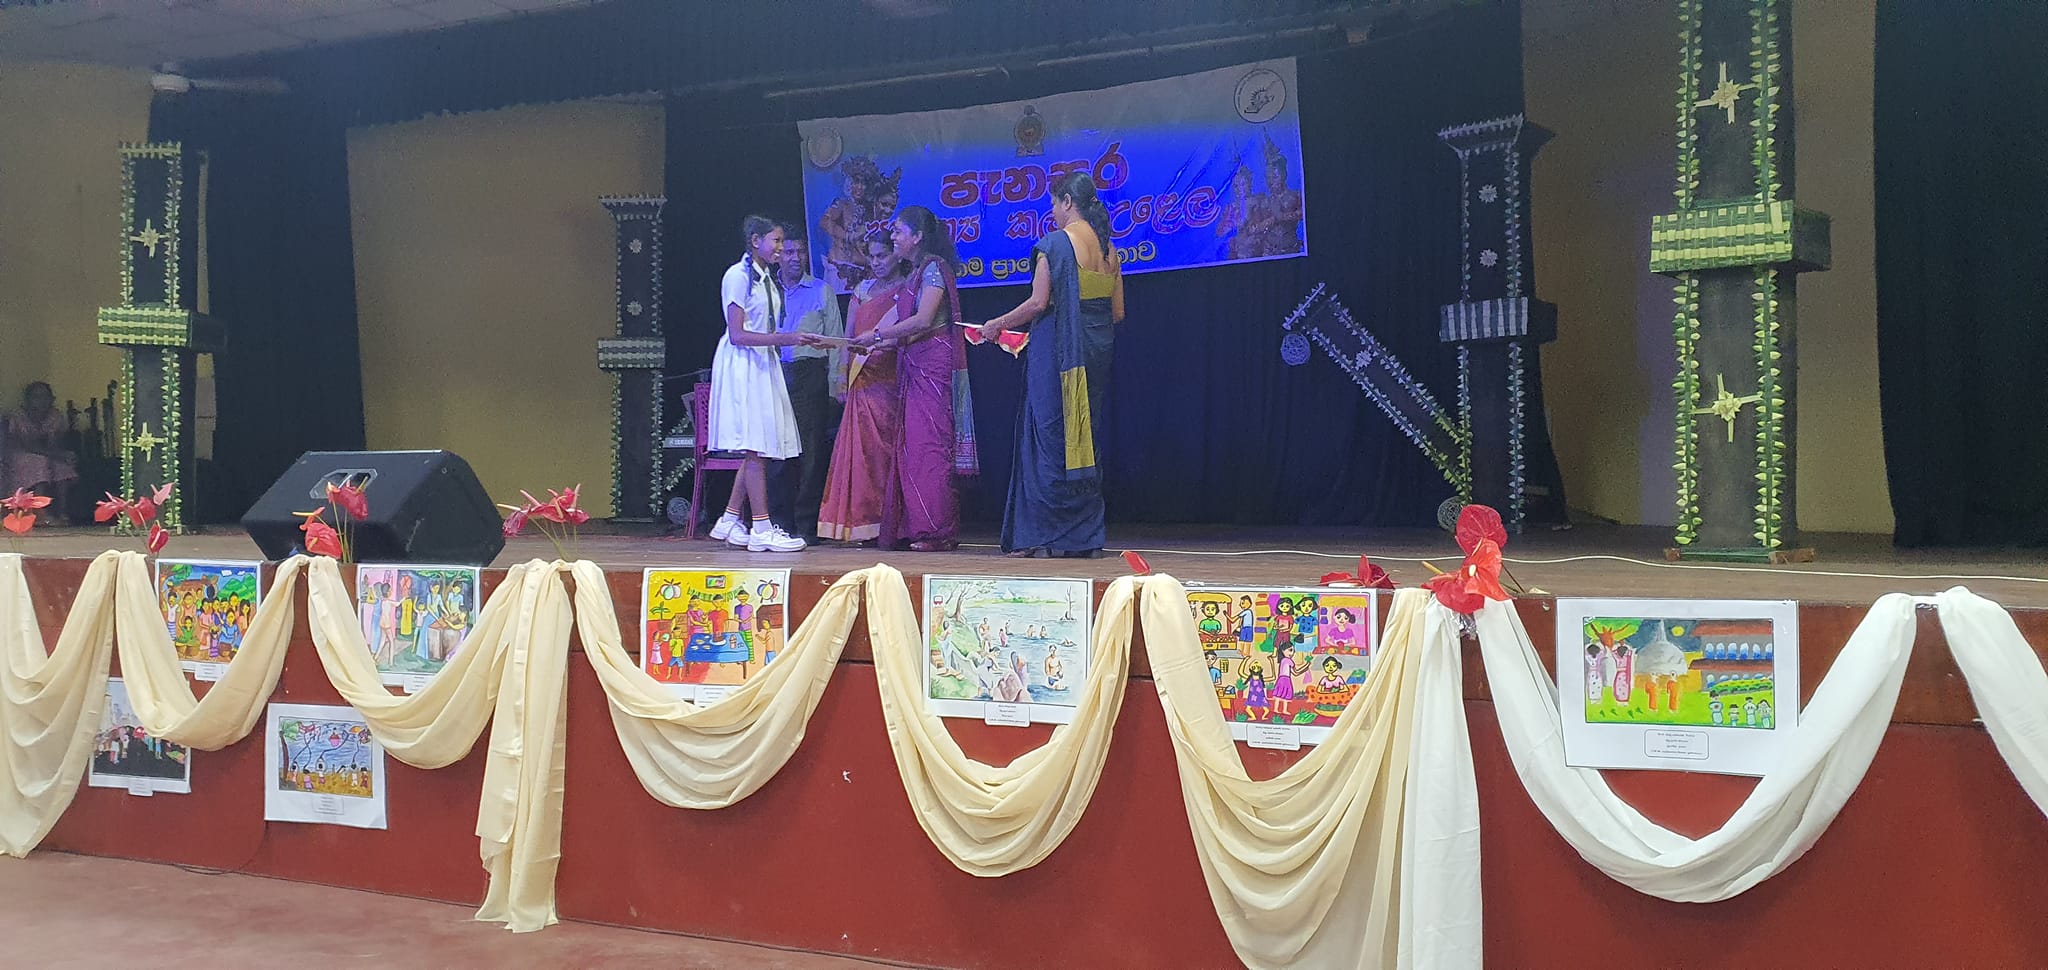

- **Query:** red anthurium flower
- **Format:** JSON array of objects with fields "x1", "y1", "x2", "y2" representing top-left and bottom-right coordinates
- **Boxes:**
[
  {"x1": 1320, "y1": 555, "x2": 1396, "y2": 590},
  {"x1": 1454, "y1": 504, "x2": 1508, "y2": 556},
  {"x1": 94, "y1": 493, "x2": 130, "y2": 524},
  {"x1": 500, "y1": 505, "x2": 530, "y2": 538},
  {"x1": 1463, "y1": 539, "x2": 1509, "y2": 602},
  {"x1": 1424, "y1": 570, "x2": 1487, "y2": 613},
  {"x1": 2, "y1": 510, "x2": 35, "y2": 535},
  {"x1": 1121, "y1": 550, "x2": 1152, "y2": 576},
  {"x1": 1426, "y1": 538, "x2": 1511, "y2": 614},
  {"x1": 302, "y1": 519, "x2": 343, "y2": 558},
  {"x1": 129, "y1": 496, "x2": 157, "y2": 526},
  {"x1": 325, "y1": 481, "x2": 369, "y2": 520},
  {"x1": 146, "y1": 524, "x2": 170, "y2": 555},
  {"x1": 2, "y1": 488, "x2": 51, "y2": 512},
  {"x1": 150, "y1": 482, "x2": 175, "y2": 506},
  {"x1": 545, "y1": 486, "x2": 590, "y2": 525}
]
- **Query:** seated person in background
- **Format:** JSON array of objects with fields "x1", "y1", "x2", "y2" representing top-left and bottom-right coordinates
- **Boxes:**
[{"x1": 2, "y1": 381, "x2": 78, "y2": 516}]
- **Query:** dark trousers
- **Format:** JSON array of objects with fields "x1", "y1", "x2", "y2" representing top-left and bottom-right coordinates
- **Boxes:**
[{"x1": 771, "y1": 356, "x2": 839, "y2": 537}]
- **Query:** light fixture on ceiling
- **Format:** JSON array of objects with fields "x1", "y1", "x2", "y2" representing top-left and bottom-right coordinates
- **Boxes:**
[{"x1": 151, "y1": 62, "x2": 289, "y2": 96}]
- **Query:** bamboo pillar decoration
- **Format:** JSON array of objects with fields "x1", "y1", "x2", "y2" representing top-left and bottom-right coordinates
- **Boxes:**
[
  {"x1": 597, "y1": 196, "x2": 667, "y2": 522},
  {"x1": 97, "y1": 143, "x2": 222, "y2": 531},
  {"x1": 1656, "y1": 0, "x2": 1829, "y2": 562}
]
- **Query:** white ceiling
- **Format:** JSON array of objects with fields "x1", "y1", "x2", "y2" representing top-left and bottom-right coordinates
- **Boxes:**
[{"x1": 0, "y1": 0, "x2": 598, "y2": 69}]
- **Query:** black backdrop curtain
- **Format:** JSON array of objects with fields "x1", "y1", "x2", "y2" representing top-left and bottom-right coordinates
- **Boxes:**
[
  {"x1": 664, "y1": 5, "x2": 1521, "y2": 527},
  {"x1": 1875, "y1": 0, "x2": 2048, "y2": 547},
  {"x1": 148, "y1": 95, "x2": 365, "y2": 521}
]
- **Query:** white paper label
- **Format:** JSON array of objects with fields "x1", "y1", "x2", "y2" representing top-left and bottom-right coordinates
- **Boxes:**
[
  {"x1": 194, "y1": 663, "x2": 226, "y2": 683},
  {"x1": 315, "y1": 795, "x2": 344, "y2": 817},
  {"x1": 983, "y1": 702, "x2": 1031, "y2": 727},
  {"x1": 1643, "y1": 729, "x2": 1710, "y2": 761},
  {"x1": 126, "y1": 781, "x2": 154, "y2": 797},
  {"x1": 402, "y1": 675, "x2": 431, "y2": 695},
  {"x1": 695, "y1": 685, "x2": 736, "y2": 706},
  {"x1": 1246, "y1": 723, "x2": 1303, "y2": 751}
]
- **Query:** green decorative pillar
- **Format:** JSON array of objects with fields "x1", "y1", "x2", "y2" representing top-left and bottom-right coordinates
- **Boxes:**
[
  {"x1": 1656, "y1": 0, "x2": 1828, "y2": 562},
  {"x1": 96, "y1": 143, "x2": 222, "y2": 532},
  {"x1": 597, "y1": 196, "x2": 666, "y2": 522}
]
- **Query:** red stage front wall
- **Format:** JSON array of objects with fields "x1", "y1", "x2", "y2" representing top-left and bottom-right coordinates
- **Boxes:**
[{"x1": 33, "y1": 563, "x2": 2048, "y2": 969}]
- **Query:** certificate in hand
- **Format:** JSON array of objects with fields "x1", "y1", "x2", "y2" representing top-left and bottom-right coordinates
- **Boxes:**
[{"x1": 960, "y1": 322, "x2": 1029, "y2": 356}]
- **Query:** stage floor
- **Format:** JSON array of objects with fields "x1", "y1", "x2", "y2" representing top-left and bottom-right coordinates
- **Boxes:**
[{"x1": 14, "y1": 522, "x2": 2048, "y2": 608}]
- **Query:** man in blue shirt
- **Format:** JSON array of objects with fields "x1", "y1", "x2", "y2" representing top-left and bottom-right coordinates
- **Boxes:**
[{"x1": 769, "y1": 226, "x2": 846, "y2": 540}]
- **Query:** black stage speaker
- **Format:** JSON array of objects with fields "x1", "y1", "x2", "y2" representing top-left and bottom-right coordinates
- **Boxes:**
[{"x1": 241, "y1": 451, "x2": 505, "y2": 565}]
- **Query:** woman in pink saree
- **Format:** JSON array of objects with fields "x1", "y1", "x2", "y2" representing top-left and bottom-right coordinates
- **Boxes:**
[
  {"x1": 858, "y1": 206, "x2": 978, "y2": 551},
  {"x1": 817, "y1": 236, "x2": 908, "y2": 544}
]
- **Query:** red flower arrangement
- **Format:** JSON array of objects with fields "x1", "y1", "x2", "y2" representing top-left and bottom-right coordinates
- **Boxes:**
[
  {"x1": 3, "y1": 488, "x2": 51, "y2": 547},
  {"x1": 499, "y1": 485, "x2": 589, "y2": 560},
  {"x1": 1320, "y1": 555, "x2": 1396, "y2": 590},
  {"x1": 92, "y1": 483, "x2": 176, "y2": 556},
  {"x1": 292, "y1": 479, "x2": 369, "y2": 561},
  {"x1": 1421, "y1": 505, "x2": 1528, "y2": 614}
]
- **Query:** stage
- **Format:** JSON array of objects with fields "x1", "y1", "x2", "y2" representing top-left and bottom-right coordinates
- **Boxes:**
[
  {"x1": 15, "y1": 522, "x2": 2048, "y2": 608},
  {"x1": 15, "y1": 525, "x2": 2048, "y2": 968}
]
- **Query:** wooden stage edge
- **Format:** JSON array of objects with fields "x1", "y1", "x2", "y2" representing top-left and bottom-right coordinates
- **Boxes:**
[{"x1": 15, "y1": 522, "x2": 2048, "y2": 731}]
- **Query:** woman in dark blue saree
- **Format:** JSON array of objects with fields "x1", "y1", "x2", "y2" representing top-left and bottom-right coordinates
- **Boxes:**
[{"x1": 979, "y1": 172, "x2": 1124, "y2": 558}]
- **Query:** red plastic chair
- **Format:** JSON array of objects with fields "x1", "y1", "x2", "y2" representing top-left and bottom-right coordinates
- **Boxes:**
[{"x1": 686, "y1": 382, "x2": 747, "y2": 539}]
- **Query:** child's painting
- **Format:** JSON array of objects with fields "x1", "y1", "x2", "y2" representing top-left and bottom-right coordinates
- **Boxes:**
[
  {"x1": 639, "y1": 568, "x2": 791, "y2": 701},
  {"x1": 264, "y1": 703, "x2": 387, "y2": 829},
  {"x1": 88, "y1": 679, "x2": 191, "y2": 795},
  {"x1": 922, "y1": 575, "x2": 1093, "y2": 724},
  {"x1": 1186, "y1": 586, "x2": 1378, "y2": 744},
  {"x1": 1556, "y1": 597, "x2": 1800, "y2": 777},
  {"x1": 354, "y1": 564, "x2": 482, "y2": 690},
  {"x1": 155, "y1": 559, "x2": 261, "y2": 677}
]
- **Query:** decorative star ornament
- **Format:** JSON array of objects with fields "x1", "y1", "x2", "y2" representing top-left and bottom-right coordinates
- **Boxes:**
[
  {"x1": 1692, "y1": 373, "x2": 1763, "y2": 442},
  {"x1": 130, "y1": 219, "x2": 168, "y2": 258},
  {"x1": 126, "y1": 422, "x2": 166, "y2": 462},
  {"x1": 1696, "y1": 62, "x2": 1758, "y2": 125}
]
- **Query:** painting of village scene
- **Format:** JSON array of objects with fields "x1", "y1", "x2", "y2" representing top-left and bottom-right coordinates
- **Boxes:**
[
  {"x1": 354, "y1": 565, "x2": 481, "y2": 684},
  {"x1": 1558, "y1": 598, "x2": 1798, "y2": 776},
  {"x1": 88, "y1": 679, "x2": 191, "y2": 794},
  {"x1": 1186, "y1": 586, "x2": 1376, "y2": 742},
  {"x1": 922, "y1": 576, "x2": 1092, "y2": 723},
  {"x1": 640, "y1": 568, "x2": 790, "y2": 696},
  {"x1": 1580, "y1": 616, "x2": 1782, "y2": 730},
  {"x1": 155, "y1": 559, "x2": 261, "y2": 668}
]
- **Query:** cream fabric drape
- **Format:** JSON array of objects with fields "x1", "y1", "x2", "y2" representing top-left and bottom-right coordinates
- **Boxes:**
[
  {"x1": 867, "y1": 569, "x2": 1134, "y2": 877},
  {"x1": 1398, "y1": 598, "x2": 1484, "y2": 969},
  {"x1": 1137, "y1": 578, "x2": 1482, "y2": 970},
  {"x1": 300, "y1": 556, "x2": 571, "y2": 931},
  {"x1": 570, "y1": 560, "x2": 865, "y2": 809},
  {"x1": 1474, "y1": 593, "x2": 1921, "y2": 901},
  {"x1": 16, "y1": 539, "x2": 2044, "y2": 956},
  {"x1": 0, "y1": 553, "x2": 119, "y2": 857},
  {"x1": 1931, "y1": 587, "x2": 2048, "y2": 817},
  {"x1": 114, "y1": 552, "x2": 302, "y2": 751}
]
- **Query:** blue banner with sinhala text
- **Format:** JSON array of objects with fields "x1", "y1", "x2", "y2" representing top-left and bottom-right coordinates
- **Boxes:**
[{"x1": 797, "y1": 58, "x2": 1308, "y2": 292}]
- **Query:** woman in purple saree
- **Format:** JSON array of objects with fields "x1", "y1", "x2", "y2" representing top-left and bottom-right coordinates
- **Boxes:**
[{"x1": 859, "y1": 205, "x2": 978, "y2": 551}]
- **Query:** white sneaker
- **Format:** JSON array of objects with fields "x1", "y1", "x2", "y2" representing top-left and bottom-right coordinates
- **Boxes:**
[
  {"x1": 726, "y1": 523, "x2": 753, "y2": 548},
  {"x1": 747, "y1": 524, "x2": 807, "y2": 553},
  {"x1": 709, "y1": 512, "x2": 744, "y2": 542}
]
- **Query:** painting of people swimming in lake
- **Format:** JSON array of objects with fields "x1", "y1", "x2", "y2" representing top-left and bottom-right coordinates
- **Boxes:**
[{"x1": 922, "y1": 576, "x2": 1093, "y2": 725}]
